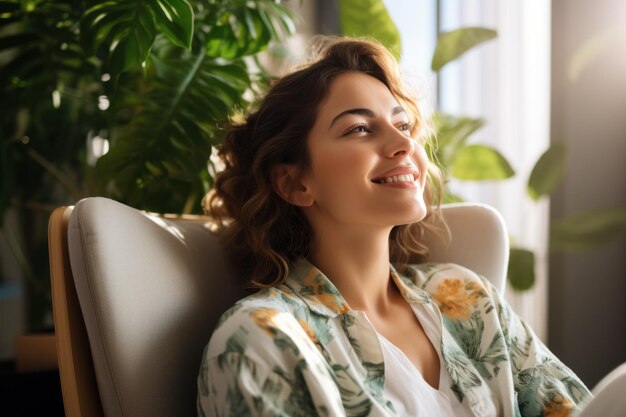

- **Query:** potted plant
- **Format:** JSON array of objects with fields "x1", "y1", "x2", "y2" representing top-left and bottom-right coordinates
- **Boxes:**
[{"x1": 0, "y1": 0, "x2": 295, "y2": 336}]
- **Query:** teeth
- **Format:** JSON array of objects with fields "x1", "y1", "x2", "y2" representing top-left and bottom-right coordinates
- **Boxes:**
[{"x1": 377, "y1": 174, "x2": 416, "y2": 184}]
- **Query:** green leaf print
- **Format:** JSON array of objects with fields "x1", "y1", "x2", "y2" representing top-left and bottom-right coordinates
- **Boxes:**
[
  {"x1": 224, "y1": 327, "x2": 249, "y2": 355},
  {"x1": 283, "y1": 361, "x2": 320, "y2": 417},
  {"x1": 331, "y1": 363, "x2": 373, "y2": 417},
  {"x1": 274, "y1": 333, "x2": 300, "y2": 356},
  {"x1": 442, "y1": 344, "x2": 483, "y2": 402},
  {"x1": 362, "y1": 361, "x2": 385, "y2": 398},
  {"x1": 443, "y1": 310, "x2": 485, "y2": 359},
  {"x1": 509, "y1": 335, "x2": 532, "y2": 374},
  {"x1": 342, "y1": 314, "x2": 362, "y2": 358},
  {"x1": 470, "y1": 332, "x2": 509, "y2": 379},
  {"x1": 226, "y1": 383, "x2": 252, "y2": 416},
  {"x1": 515, "y1": 368, "x2": 545, "y2": 417},
  {"x1": 259, "y1": 375, "x2": 284, "y2": 410}
]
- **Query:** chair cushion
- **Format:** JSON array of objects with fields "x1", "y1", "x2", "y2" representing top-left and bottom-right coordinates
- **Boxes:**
[
  {"x1": 68, "y1": 197, "x2": 246, "y2": 417},
  {"x1": 426, "y1": 202, "x2": 508, "y2": 292}
]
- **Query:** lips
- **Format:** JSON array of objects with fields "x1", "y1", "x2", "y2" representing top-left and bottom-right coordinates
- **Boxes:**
[{"x1": 371, "y1": 166, "x2": 419, "y2": 184}]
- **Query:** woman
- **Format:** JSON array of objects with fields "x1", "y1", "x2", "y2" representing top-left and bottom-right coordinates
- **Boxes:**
[{"x1": 197, "y1": 37, "x2": 590, "y2": 417}]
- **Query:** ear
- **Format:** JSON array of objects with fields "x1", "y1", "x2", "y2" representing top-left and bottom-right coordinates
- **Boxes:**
[{"x1": 271, "y1": 164, "x2": 314, "y2": 207}]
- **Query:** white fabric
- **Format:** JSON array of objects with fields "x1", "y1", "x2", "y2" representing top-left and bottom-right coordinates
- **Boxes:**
[{"x1": 374, "y1": 304, "x2": 475, "y2": 417}]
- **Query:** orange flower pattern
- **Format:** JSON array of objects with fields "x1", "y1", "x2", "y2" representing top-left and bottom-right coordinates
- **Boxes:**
[
  {"x1": 301, "y1": 267, "x2": 350, "y2": 314},
  {"x1": 433, "y1": 278, "x2": 486, "y2": 320},
  {"x1": 544, "y1": 395, "x2": 574, "y2": 417},
  {"x1": 297, "y1": 319, "x2": 318, "y2": 345},
  {"x1": 250, "y1": 308, "x2": 279, "y2": 337}
]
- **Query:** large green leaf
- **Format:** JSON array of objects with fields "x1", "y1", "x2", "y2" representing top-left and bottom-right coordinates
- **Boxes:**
[
  {"x1": 507, "y1": 248, "x2": 535, "y2": 291},
  {"x1": 148, "y1": 0, "x2": 194, "y2": 49},
  {"x1": 96, "y1": 51, "x2": 251, "y2": 213},
  {"x1": 339, "y1": 0, "x2": 402, "y2": 60},
  {"x1": 550, "y1": 206, "x2": 626, "y2": 251},
  {"x1": 203, "y1": 1, "x2": 294, "y2": 60},
  {"x1": 81, "y1": 1, "x2": 158, "y2": 76},
  {"x1": 0, "y1": 2, "x2": 90, "y2": 91},
  {"x1": 431, "y1": 112, "x2": 485, "y2": 168},
  {"x1": 432, "y1": 27, "x2": 497, "y2": 72},
  {"x1": 527, "y1": 143, "x2": 566, "y2": 200},
  {"x1": 451, "y1": 144, "x2": 515, "y2": 180}
]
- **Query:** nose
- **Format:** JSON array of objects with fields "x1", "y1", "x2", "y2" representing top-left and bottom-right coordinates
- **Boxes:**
[{"x1": 384, "y1": 126, "x2": 415, "y2": 159}]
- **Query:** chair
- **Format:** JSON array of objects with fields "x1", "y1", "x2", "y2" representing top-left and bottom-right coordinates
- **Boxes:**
[
  {"x1": 578, "y1": 362, "x2": 626, "y2": 417},
  {"x1": 48, "y1": 197, "x2": 508, "y2": 417}
]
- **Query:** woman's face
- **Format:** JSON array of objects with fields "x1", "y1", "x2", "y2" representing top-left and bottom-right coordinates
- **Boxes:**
[{"x1": 300, "y1": 71, "x2": 429, "y2": 230}]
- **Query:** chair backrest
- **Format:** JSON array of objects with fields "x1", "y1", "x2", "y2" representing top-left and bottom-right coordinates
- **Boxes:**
[{"x1": 48, "y1": 197, "x2": 508, "y2": 417}]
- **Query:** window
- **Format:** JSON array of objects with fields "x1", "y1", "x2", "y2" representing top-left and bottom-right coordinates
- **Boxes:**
[{"x1": 386, "y1": 0, "x2": 551, "y2": 340}]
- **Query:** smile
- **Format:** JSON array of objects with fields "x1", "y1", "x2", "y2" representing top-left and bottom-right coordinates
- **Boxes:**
[{"x1": 372, "y1": 174, "x2": 417, "y2": 184}]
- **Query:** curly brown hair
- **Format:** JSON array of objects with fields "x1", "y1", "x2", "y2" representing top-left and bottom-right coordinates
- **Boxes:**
[{"x1": 205, "y1": 37, "x2": 447, "y2": 288}]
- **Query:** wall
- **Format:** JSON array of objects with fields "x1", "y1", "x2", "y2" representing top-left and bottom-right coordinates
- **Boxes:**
[{"x1": 550, "y1": 0, "x2": 626, "y2": 388}]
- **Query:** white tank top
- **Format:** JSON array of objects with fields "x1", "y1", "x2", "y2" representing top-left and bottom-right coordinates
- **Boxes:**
[{"x1": 376, "y1": 303, "x2": 475, "y2": 417}]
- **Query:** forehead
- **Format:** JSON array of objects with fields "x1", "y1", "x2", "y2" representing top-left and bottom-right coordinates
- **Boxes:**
[{"x1": 317, "y1": 72, "x2": 400, "y2": 119}]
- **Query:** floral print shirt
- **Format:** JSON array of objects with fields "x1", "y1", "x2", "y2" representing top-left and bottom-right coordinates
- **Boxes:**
[{"x1": 197, "y1": 260, "x2": 590, "y2": 417}]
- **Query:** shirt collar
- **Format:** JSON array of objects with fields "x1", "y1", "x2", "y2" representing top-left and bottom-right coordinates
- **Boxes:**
[
  {"x1": 285, "y1": 259, "x2": 350, "y2": 318},
  {"x1": 389, "y1": 264, "x2": 433, "y2": 305},
  {"x1": 285, "y1": 259, "x2": 431, "y2": 318}
]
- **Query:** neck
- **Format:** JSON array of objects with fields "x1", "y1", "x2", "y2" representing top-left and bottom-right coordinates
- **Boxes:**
[{"x1": 308, "y1": 224, "x2": 399, "y2": 314}]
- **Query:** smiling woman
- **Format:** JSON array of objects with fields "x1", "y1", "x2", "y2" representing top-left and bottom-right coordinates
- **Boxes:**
[
  {"x1": 197, "y1": 37, "x2": 590, "y2": 417},
  {"x1": 291, "y1": 71, "x2": 430, "y2": 236},
  {"x1": 204, "y1": 37, "x2": 446, "y2": 290}
]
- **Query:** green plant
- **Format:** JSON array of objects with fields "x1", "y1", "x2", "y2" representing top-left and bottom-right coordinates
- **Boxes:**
[
  {"x1": 340, "y1": 0, "x2": 626, "y2": 291},
  {"x1": 0, "y1": 0, "x2": 295, "y2": 328},
  {"x1": 430, "y1": 27, "x2": 626, "y2": 290}
]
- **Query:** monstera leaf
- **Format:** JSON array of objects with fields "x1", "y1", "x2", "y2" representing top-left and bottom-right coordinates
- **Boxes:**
[
  {"x1": 0, "y1": 1, "x2": 93, "y2": 93},
  {"x1": 0, "y1": 0, "x2": 297, "y2": 330},
  {"x1": 97, "y1": 52, "x2": 250, "y2": 213},
  {"x1": 81, "y1": 0, "x2": 194, "y2": 77},
  {"x1": 203, "y1": 0, "x2": 295, "y2": 60}
]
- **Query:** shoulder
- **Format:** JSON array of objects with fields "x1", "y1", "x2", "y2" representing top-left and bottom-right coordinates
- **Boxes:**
[
  {"x1": 401, "y1": 262, "x2": 492, "y2": 291},
  {"x1": 399, "y1": 262, "x2": 500, "y2": 319},
  {"x1": 204, "y1": 284, "x2": 310, "y2": 363}
]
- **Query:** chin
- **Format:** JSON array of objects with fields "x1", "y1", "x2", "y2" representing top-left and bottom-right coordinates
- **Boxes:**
[{"x1": 392, "y1": 207, "x2": 428, "y2": 226}]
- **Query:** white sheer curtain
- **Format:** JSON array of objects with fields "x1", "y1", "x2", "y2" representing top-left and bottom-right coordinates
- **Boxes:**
[{"x1": 387, "y1": 0, "x2": 551, "y2": 340}]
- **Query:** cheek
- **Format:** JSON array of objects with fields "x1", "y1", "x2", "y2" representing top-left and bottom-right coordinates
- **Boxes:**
[{"x1": 312, "y1": 146, "x2": 371, "y2": 181}]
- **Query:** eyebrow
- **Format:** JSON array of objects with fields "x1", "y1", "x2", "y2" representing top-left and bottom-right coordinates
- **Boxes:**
[{"x1": 328, "y1": 106, "x2": 406, "y2": 130}]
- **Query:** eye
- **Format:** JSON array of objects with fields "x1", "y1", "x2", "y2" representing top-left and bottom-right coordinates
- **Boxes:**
[
  {"x1": 343, "y1": 123, "x2": 370, "y2": 136},
  {"x1": 397, "y1": 122, "x2": 412, "y2": 132},
  {"x1": 395, "y1": 122, "x2": 413, "y2": 136}
]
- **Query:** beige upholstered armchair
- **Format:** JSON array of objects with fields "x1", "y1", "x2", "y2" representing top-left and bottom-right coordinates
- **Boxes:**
[{"x1": 48, "y1": 197, "x2": 509, "y2": 417}]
